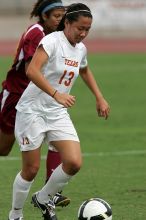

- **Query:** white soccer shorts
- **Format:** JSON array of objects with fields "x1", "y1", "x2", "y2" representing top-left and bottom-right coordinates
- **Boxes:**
[{"x1": 15, "y1": 111, "x2": 79, "y2": 151}]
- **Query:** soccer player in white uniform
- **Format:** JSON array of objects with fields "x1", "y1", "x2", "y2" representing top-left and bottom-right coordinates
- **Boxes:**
[
  {"x1": 0, "y1": 0, "x2": 70, "y2": 208},
  {"x1": 8, "y1": 3, "x2": 110, "y2": 220}
]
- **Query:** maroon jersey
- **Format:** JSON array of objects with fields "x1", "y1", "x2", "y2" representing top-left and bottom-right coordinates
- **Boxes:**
[{"x1": 3, "y1": 23, "x2": 45, "y2": 94}]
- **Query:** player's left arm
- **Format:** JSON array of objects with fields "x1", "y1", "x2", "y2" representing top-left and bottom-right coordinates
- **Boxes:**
[{"x1": 79, "y1": 66, "x2": 110, "y2": 119}]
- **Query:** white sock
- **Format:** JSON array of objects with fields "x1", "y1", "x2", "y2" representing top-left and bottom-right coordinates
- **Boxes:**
[
  {"x1": 9, "y1": 172, "x2": 33, "y2": 219},
  {"x1": 38, "y1": 164, "x2": 72, "y2": 204}
]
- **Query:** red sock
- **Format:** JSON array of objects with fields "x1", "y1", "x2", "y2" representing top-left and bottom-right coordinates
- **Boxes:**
[{"x1": 46, "y1": 150, "x2": 61, "y2": 182}]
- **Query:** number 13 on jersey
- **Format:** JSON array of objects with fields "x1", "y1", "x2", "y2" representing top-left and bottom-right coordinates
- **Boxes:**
[{"x1": 59, "y1": 70, "x2": 75, "y2": 86}]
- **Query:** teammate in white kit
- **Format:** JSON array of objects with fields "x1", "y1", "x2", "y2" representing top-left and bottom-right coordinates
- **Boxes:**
[{"x1": 8, "y1": 3, "x2": 110, "y2": 220}]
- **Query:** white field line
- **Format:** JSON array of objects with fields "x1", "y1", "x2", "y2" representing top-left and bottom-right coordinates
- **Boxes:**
[{"x1": 0, "y1": 149, "x2": 146, "y2": 161}]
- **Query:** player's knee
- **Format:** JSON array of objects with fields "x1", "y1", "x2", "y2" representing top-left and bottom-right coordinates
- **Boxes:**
[
  {"x1": 0, "y1": 148, "x2": 11, "y2": 156},
  {"x1": 0, "y1": 138, "x2": 14, "y2": 156},
  {"x1": 23, "y1": 165, "x2": 40, "y2": 181},
  {"x1": 72, "y1": 161, "x2": 82, "y2": 174},
  {"x1": 29, "y1": 165, "x2": 40, "y2": 176},
  {"x1": 64, "y1": 158, "x2": 82, "y2": 175}
]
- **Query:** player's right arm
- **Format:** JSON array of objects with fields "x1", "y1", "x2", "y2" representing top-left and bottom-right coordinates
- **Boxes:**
[{"x1": 26, "y1": 46, "x2": 75, "y2": 108}]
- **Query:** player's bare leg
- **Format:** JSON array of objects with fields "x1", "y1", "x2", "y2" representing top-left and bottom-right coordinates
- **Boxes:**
[
  {"x1": 0, "y1": 130, "x2": 15, "y2": 156},
  {"x1": 32, "y1": 140, "x2": 82, "y2": 219},
  {"x1": 50, "y1": 140, "x2": 82, "y2": 176}
]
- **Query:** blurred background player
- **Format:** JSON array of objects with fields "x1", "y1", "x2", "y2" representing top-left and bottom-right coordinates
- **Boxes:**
[{"x1": 0, "y1": 0, "x2": 70, "y2": 207}]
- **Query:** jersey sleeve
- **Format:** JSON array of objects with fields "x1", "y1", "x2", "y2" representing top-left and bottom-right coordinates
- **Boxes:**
[
  {"x1": 80, "y1": 44, "x2": 88, "y2": 69},
  {"x1": 39, "y1": 34, "x2": 56, "y2": 58},
  {"x1": 23, "y1": 28, "x2": 44, "y2": 61}
]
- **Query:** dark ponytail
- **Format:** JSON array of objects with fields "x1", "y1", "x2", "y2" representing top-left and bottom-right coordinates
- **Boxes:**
[{"x1": 57, "y1": 3, "x2": 92, "y2": 31}]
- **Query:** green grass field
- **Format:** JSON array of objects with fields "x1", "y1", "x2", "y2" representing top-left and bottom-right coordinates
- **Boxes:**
[{"x1": 0, "y1": 53, "x2": 146, "y2": 219}]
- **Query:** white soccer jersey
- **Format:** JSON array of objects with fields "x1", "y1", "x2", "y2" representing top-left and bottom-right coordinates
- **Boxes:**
[{"x1": 16, "y1": 31, "x2": 88, "y2": 118}]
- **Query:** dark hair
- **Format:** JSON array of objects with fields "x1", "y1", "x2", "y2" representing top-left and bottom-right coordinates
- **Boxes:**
[
  {"x1": 30, "y1": 0, "x2": 64, "y2": 23},
  {"x1": 57, "y1": 3, "x2": 92, "y2": 31}
]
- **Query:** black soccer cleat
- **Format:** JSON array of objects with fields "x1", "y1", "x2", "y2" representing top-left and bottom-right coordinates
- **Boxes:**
[
  {"x1": 31, "y1": 192, "x2": 57, "y2": 220},
  {"x1": 53, "y1": 192, "x2": 71, "y2": 207}
]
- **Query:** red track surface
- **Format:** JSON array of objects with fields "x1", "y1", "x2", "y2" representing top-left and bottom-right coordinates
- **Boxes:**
[
  {"x1": 84, "y1": 38, "x2": 146, "y2": 53},
  {"x1": 0, "y1": 38, "x2": 146, "y2": 56}
]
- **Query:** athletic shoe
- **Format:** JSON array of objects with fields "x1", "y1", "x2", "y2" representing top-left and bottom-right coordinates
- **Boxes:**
[
  {"x1": 53, "y1": 192, "x2": 71, "y2": 207},
  {"x1": 31, "y1": 192, "x2": 57, "y2": 220},
  {"x1": 8, "y1": 217, "x2": 23, "y2": 220}
]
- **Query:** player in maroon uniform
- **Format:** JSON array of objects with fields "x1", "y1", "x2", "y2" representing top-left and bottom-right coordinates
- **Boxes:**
[{"x1": 0, "y1": 0, "x2": 70, "y2": 208}]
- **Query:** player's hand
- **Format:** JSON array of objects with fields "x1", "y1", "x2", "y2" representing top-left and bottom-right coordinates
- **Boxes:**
[
  {"x1": 54, "y1": 92, "x2": 76, "y2": 108},
  {"x1": 96, "y1": 97, "x2": 110, "y2": 120}
]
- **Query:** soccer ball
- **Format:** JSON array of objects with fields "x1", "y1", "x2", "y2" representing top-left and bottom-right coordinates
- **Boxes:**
[{"x1": 78, "y1": 198, "x2": 112, "y2": 220}]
